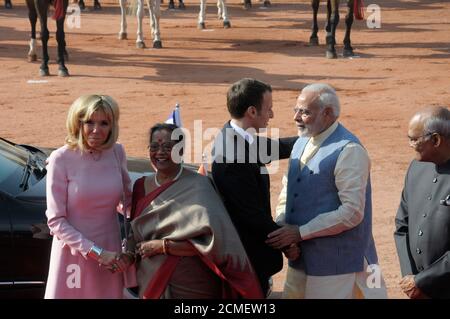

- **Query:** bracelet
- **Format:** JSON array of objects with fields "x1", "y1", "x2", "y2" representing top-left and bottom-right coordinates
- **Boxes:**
[
  {"x1": 162, "y1": 239, "x2": 168, "y2": 255},
  {"x1": 88, "y1": 245, "x2": 103, "y2": 261}
]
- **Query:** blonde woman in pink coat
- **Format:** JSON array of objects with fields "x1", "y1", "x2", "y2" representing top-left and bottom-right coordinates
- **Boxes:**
[{"x1": 44, "y1": 95, "x2": 132, "y2": 298}]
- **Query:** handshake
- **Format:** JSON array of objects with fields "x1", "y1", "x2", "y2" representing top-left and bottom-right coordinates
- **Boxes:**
[
  {"x1": 266, "y1": 225, "x2": 303, "y2": 261},
  {"x1": 106, "y1": 252, "x2": 135, "y2": 274}
]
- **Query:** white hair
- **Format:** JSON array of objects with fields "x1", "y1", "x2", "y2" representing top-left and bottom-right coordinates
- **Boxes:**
[
  {"x1": 302, "y1": 83, "x2": 340, "y2": 118},
  {"x1": 423, "y1": 107, "x2": 450, "y2": 138}
]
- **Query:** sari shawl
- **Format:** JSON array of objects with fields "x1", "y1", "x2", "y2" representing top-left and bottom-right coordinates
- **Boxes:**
[{"x1": 131, "y1": 169, "x2": 263, "y2": 299}]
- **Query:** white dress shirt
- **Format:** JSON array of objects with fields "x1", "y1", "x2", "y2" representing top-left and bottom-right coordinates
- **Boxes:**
[{"x1": 230, "y1": 120, "x2": 255, "y2": 145}]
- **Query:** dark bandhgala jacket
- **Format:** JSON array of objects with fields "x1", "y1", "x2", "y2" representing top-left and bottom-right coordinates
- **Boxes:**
[
  {"x1": 212, "y1": 121, "x2": 297, "y2": 294},
  {"x1": 394, "y1": 159, "x2": 450, "y2": 299}
]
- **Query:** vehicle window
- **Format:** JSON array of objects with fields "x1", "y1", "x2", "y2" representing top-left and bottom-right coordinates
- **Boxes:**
[{"x1": 0, "y1": 147, "x2": 42, "y2": 196}]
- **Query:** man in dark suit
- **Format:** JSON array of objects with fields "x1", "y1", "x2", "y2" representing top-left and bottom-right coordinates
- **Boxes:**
[
  {"x1": 212, "y1": 78, "x2": 297, "y2": 296},
  {"x1": 395, "y1": 106, "x2": 450, "y2": 299}
]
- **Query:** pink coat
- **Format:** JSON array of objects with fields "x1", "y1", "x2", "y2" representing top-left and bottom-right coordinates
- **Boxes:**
[{"x1": 44, "y1": 143, "x2": 132, "y2": 299}]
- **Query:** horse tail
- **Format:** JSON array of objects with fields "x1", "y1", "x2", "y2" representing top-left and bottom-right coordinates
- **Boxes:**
[{"x1": 354, "y1": 0, "x2": 364, "y2": 20}]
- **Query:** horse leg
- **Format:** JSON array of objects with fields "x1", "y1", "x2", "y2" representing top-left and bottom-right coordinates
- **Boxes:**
[
  {"x1": 26, "y1": 0, "x2": 38, "y2": 61},
  {"x1": 5, "y1": 0, "x2": 12, "y2": 8},
  {"x1": 217, "y1": 0, "x2": 222, "y2": 19},
  {"x1": 118, "y1": 0, "x2": 128, "y2": 39},
  {"x1": 56, "y1": 0, "x2": 69, "y2": 76},
  {"x1": 263, "y1": 0, "x2": 270, "y2": 7},
  {"x1": 343, "y1": 0, "x2": 354, "y2": 57},
  {"x1": 325, "y1": 0, "x2": 339, "y2": 59},
  {"x1": 325, "y1": 0, "x2": 331, "y2": 33},
  {"x1": 198, "y1": 0, "x2": 206, "y2": 29},
  {"x1": 94, "y1": 0, "x2": 101, "y2": 10},
  {"x1": 221, "y1": 0, "x2": 230, "y2": 28},
  {"x1": 78, "y1": 0, "x2": 85, "y2": 10},
  {"x1": 136, "y1": 0, "x2": 146, "y2": 48},
  {"x1": 149, "y1": 0, "x2": 162, "y2": 48},
  {"x1": 35, "y1": 0, "x2": 50, "y2": 76},
  {"x1": 244, "y1": 0, "x2": 251, "y2": 10},
  {"x1": 309, "y1": 0, "x2": 320, "y2": 46},
  {"x1": 178, "y1": 0, "x2": 185, "y2": 9},
  {"x1": 168, "y1": 0, "x2": 174, "y2": 9}
]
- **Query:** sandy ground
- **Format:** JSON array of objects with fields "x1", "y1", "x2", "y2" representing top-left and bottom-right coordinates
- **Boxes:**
[{"x1": 1, "y1": 0, "x2": 450, "y2": 299}]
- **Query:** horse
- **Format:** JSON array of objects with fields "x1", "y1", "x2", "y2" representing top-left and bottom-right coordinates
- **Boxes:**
[
  {"x1": 310, "y1": 0, "x2": 363, "y2": 59},
  {"x1": 26, "y1": 0, "x2": 69, "y2": 76},
  {"x1": 198, "y1": 0, "x2": 230, "y2": 29},
  {"x1": 78, "y1": 0, "x2": 101, "y2": 11},
  {"x1": 4, "y1": 0, "x2": 12, "y2": 8},
  {"x1": 118, "y1": 0, "x2": 163, "y2": 49}
]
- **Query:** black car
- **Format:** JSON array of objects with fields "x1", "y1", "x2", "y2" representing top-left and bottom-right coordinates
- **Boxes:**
[{"x1": 0, "y1": 137, "x2": 199, "y2": 298}]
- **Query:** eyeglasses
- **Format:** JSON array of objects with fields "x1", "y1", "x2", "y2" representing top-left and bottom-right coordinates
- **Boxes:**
[
  {"x1": 407, "y1": 132, "x2": 433, "y2": 146},
  {"x1": 293, "y1": 107, "x2": 312, "y2": 117},
  {"x1": 149, "y1": 142, "x2": 175, "y2": 153}
]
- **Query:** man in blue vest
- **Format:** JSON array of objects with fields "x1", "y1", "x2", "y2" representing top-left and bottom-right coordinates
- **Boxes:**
[{"x1": 266, "y1": 83, "x2": 387, "y2": 298}]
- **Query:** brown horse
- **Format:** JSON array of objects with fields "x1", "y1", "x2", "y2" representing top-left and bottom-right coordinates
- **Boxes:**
[
  {"x1": 310, "y1": 0, "x2": 363, "y2": 59},
  {"x1": 26, "y1": 0, "x2": 69, "y2": 76}
]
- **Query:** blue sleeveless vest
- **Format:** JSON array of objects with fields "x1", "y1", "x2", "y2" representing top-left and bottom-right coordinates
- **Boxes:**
[{"x1": 286, "y1": 123, "x2": 378, "y2": 276}]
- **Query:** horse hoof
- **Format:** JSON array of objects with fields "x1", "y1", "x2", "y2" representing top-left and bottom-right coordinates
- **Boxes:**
[
  {"x1": 198, "y1": 22, "x2": 206, "y2": 30},
  {"x1": 28, "y1": 54, "x2": 37, "y2": 62},
  {"x1": 263, "y1": 0, "x2": 271, "y2": 7},
  {"x1": 343, "y1": 49, "x2": 354, "y2": 57},
  {"x1": 118, "y1": 32, "x2": 128, "y2": 40},
  {"x1": 223, "y1": 21, "x2": 231, "y2": 29},
  {"x1": 153, "y1": 41, "x2": 162, "y2": 49},
  {"x1": 94, "y1": 3, "x2": 102, "y2": 10},
  {"x1": 58, "y1": 67, "x2": 69, "y2": 77},
  {"x1": 136, "y1": 41, "x2": 146, "y2": 49},
  {"x1": 79, "y1": 2, "x2": 86, "y2": 10},
  {"x1": 244, "y1": 2, "x2": 252, "y2": 10},
  {"x1": 5, "y1": 2, "x2": 12, "y2": 9},
  {"x1": 309, "y1": 37, "x2": 319, "y2": 46},
  {"x1": 178, "y1": 2, "x2": 185, "y2": 9},
  {"x1": 326, "y1": 50, "x2": 338, "y2": 59},
  {"x1": 40, "y1": 67, "x2": 50, "y2": 77},
  {"x1": 168, "y1": 2, "x2": 175, "y2": 9}
]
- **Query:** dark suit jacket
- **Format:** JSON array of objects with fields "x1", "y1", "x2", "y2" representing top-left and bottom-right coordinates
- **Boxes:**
[
  {"x1": 212, "y1": 122, "x2": 297, "y2": 292},
  {"x1": 394, "y1": 159, "x2": 450, "y2": 299}
]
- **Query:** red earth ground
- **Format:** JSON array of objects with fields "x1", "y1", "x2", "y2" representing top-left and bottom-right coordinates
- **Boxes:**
[{"x1": 1, "y1": 0, "x2": 449, "y2": 298}]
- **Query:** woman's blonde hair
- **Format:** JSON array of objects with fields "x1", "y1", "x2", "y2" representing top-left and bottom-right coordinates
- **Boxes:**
[{"x1": 65, "y1": 94, "x2": 120, "y2": 151}]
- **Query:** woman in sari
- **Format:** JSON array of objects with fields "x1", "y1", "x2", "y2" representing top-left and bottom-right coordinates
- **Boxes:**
[{"x1": 123, "y1": 123, "x2": 263, "y2": 299}]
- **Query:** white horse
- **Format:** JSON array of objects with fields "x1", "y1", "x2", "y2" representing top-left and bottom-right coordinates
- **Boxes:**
[
  {"x1": 118, "y1": 0, "x2": 162, "y2": 49},
  {"x1": 198, "y1": 0, "x2": 230, "y2": 29}
]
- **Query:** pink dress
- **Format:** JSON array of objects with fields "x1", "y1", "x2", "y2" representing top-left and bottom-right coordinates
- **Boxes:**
[{"x1": 44, "y1": 143, "x2": 132, "y2": 299}]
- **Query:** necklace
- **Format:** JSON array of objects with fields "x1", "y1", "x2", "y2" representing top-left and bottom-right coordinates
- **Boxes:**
[
  {"x1": 154, "y1": 166, "x2": 183, "y2": 187},
  {"x1": 88, "y1": 150, "x2": 102, "y2": 161}
]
